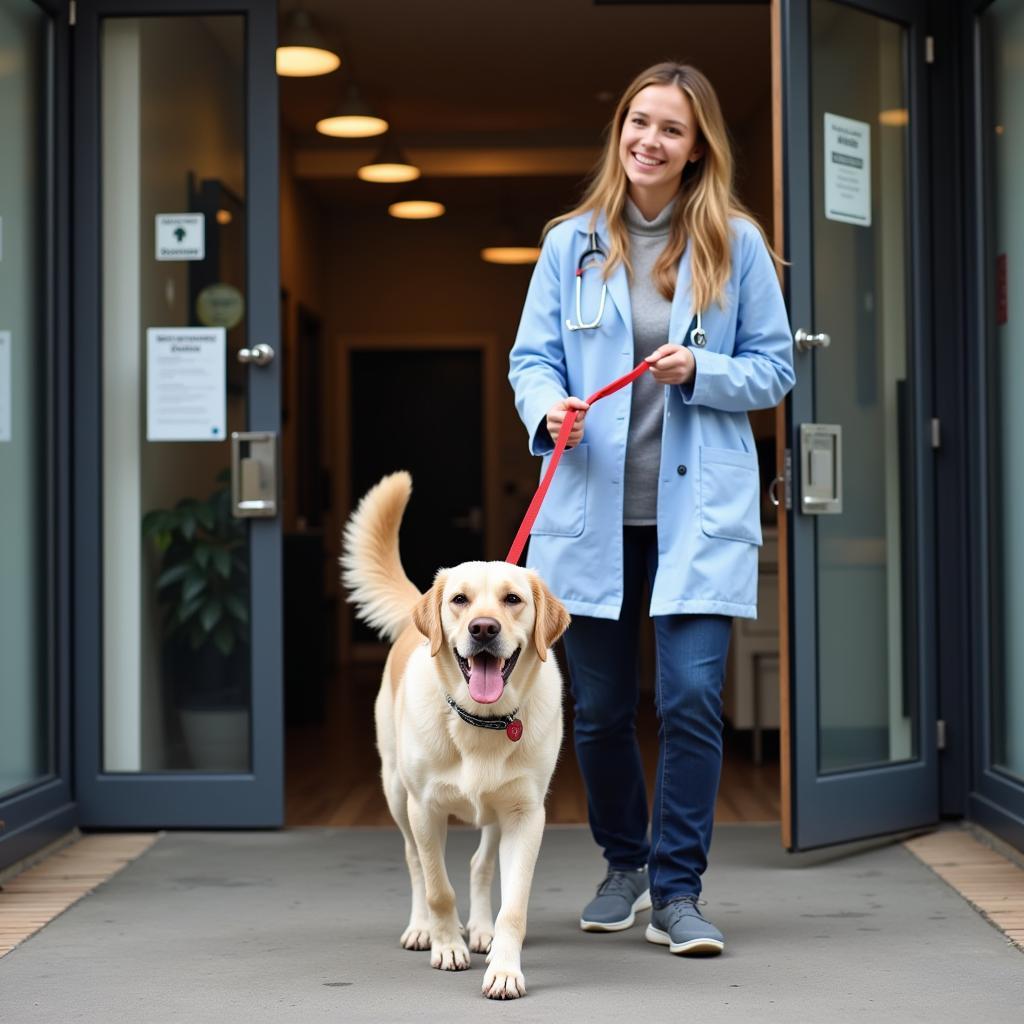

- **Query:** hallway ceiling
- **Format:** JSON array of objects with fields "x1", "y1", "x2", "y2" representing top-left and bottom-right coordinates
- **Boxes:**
[{"x1": 280, "y1": 0, "x2": 771, "y2": 200}]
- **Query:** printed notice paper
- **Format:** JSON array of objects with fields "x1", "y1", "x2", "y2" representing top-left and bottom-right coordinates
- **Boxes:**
[
  {"x1": 0, "y1": 331, "x2": 10, "y2": 442},
  {"x1": 147, "y1": 328, "x2": 225, "y2": 442},
  {"x1": 824, "y1": 113, "x2": 871, "y2": 227},
  {"x1": 155, "y1": 213, "x2": 205, "y2": 261}
]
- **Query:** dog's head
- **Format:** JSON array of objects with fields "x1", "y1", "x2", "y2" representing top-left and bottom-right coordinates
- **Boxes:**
[{"x1": 411, "y1": 562, "x2": 570, "y2": 706}]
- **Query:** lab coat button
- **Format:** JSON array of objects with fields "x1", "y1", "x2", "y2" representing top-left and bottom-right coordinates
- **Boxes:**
[{"x1": 677, "y1": 465, "x2": 687, "y2": 476}]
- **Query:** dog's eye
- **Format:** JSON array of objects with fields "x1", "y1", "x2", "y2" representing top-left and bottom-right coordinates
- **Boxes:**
[
  {"x1": 451, "y1": 594, "x2": 469, "y2": 605},
  {"x1": 504, "y1": 593, "x2": 522, "y2": 605}
]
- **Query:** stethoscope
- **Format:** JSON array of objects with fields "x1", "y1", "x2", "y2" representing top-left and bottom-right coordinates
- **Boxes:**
[{"x1": 565, "y1": 231, "x2": 707, "y2": 347}]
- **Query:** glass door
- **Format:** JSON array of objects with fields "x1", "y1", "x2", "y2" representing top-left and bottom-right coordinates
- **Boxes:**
[
  {"x1": 73, "y1": 0, "x2": 282, "y2": 826},
  {"x1": 780, "y1": 0, "x2": 938, "y2": 849},
  {"x1": 0, "y1": 0, "x2": 75, "y2": 869}
]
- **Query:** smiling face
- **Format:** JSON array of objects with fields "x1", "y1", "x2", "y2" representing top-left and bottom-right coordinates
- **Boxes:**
[
  {"x1": 618, "y1": 83, "x2": 702, "y2": 204},
  {"x1": 411, "y1": 562, "x2": 570, "y2": 707}
]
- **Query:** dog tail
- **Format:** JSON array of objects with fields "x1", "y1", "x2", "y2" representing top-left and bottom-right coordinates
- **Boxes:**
[{"x1": 340, "y1": 471, "x2": 422, "y2": 642}]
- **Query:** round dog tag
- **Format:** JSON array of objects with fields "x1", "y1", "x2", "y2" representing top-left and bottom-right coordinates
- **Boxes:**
[{"x1": 506, "y1": 719, "x2": 523, "y2": 742}]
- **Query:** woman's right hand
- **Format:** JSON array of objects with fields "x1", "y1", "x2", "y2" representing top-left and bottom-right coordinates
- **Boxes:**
[{"x1": 547, "y1": 397, "x2": 590, "y2": 447}]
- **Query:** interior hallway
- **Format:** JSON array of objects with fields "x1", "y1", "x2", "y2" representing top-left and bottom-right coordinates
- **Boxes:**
[{"x1": 286, "y1": 662, "x2": 781, "y2": 827}]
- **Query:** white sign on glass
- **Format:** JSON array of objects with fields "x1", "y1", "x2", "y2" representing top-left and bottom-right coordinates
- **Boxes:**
[
  {"x1": 146, "y1": 328, "x2": 226, "y2": 442},
  {"x1": 155, "y1": 213, "x2": 205, "y2": 261},
  {"x1": 824, "y1": 113, "x2": 871, "y2": 227},
  {"x1": 0, "y1": 331, "x2": 10, "y2": 442}
]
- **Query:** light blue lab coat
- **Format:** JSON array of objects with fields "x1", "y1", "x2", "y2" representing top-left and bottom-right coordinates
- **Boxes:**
[{"x1": 508, "y1": 211, "x2": 794, "y2": 620}]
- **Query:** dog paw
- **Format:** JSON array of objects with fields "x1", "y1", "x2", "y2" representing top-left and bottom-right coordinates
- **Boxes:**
[
  {"x1": 467, "y1": 921, "x2": 494, "y2": 954},
  {"x1": 400, "y1": 923, "x2": 431, "y2": 950},
  {"x1": 482, "y1": 962, "x2": 526, "y2": 1000},
  {"x1": 430, "y1": 938, "x2": 471, "y2": 971}
]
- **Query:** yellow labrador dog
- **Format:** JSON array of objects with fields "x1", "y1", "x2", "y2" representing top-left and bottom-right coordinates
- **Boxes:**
[{"x1": 340, "y1": 472, "x2": 570, "y2": 1000}]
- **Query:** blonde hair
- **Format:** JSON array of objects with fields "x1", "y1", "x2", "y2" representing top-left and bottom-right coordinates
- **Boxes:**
[{"x1": 544, "y1": 62, "x2": 780, "y2": 312}]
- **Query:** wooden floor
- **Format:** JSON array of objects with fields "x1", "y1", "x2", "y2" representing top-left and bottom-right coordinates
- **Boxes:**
[
  {"x1": 904, "y1": 828, "x2": 1024, "y2": 952},
  {"x1": 0, "y1": 833, "x2": 158, "y2": 959},
  {"x1": 286, "y1": 666, "x2": 781, "y2": 827}
]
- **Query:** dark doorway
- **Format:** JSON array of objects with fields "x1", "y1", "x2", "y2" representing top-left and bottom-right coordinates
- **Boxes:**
[{"x1": 349, "y1": 348, "x2": 485, "y2": 647}]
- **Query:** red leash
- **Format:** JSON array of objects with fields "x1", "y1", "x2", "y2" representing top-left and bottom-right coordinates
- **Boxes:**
[{"x1": 505, "y1": 361, "x2": 653, "y2": 564}]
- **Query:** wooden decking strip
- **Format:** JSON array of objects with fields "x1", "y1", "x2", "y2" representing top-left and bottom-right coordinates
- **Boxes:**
[
  {"x1": 904, "y1": 829, "x2": 1024, "y2": 953},
  {"x1": 0, "y1": 833, "x2": 159, "y2": 958}
]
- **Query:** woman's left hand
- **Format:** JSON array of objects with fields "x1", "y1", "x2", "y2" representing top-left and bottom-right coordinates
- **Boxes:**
[{"x1": 645, "y1": 344, "x2": 696, "y2": 386}]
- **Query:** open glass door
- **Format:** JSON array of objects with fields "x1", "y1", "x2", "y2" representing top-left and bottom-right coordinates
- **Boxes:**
[
  {"x1": 73, "y1": 0, "x2": 282, "y2": 826},
  {"x1": 779, "y1": 0, "x2": 939, "y2": 849}
]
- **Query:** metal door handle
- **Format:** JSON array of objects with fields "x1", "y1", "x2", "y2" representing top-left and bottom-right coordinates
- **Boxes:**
[
  {"x1": 231, "y1": 431, "x2": 278, "y2": 518},
  {"x1": 795, "y1": 329, "x2": 831, "y2": 352},
  {"x1": 237, "y1": 343, "x2": 275, "y2": 366}
]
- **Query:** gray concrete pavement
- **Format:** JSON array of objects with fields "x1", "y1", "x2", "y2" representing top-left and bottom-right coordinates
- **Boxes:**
[{"x1": 1, "y1": 824, "x2": 1022, "y2": 1023}]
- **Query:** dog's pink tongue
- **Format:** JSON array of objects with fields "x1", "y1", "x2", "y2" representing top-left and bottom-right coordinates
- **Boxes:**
[{"x1": 468, "y1": 655, "x2": 503, "y2": 704}]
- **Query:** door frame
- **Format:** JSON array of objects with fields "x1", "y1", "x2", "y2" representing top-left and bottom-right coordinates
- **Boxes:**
[
  {"x1": 71, "y1": 0, "x2": 282, "y2": 827},
  {"x1": 779, "y1": 0, "x2": 940, "y2": 850},
  {"x1": 332, "y1": 332, "x2": 502, "y2": 665},
  {"x1": 962, "y1": 0, "x2": 1024, "y2": 850}
]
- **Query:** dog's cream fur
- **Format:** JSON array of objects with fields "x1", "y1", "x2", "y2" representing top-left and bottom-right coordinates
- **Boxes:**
[{"x1": 341, "y1": 472, "x2": 570, "y2": 1000}]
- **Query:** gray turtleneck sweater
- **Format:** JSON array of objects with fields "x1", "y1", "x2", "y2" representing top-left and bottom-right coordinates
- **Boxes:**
[{"x1": 622, "y1": 196, "x2": 675, "y2": 525}]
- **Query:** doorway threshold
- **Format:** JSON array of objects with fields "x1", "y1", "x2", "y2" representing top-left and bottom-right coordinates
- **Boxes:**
[
  {"x1": 0, "y1": 833, "x2": 159, "y2": 958},
  {"x1": 904, "y1": 826, "x2": 1024, "y2": 953}
]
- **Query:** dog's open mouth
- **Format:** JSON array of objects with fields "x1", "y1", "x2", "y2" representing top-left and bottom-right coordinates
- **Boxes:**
[{"x1": 454, "y1": 648, "x2": 521, "y2": 704}]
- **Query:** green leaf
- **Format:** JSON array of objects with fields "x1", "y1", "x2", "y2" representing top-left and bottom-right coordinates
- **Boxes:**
[
  {"x1": 200, "y1": 598, "x2": 223, "y2": 632},
  {"x1": 213, "y1": 621, "x2": 235, "y2": 656},
  {"x1": 193, "y1": 544, "x2": 211, "y2": 570},
  {"x1": 156, "y1": 563, "x2": 189, "y2": 590},
  {"x1": 181, "y1": 513, "x2": 197, "y2": 541},
  {"x1": 196, "y1": 502, "x2": 216, "y2": 531},
  {"x1": 141, "y1": 509, "x2": 163, "y2": 536},
  {"x1": 223, "y1": 593, "x2": 249, "y2": 623},
  {"x1": 176, "y1": 591, "x2": 206, "y2": 624},
  {"x1": 212, "y1": 547, "x2": 231, "y2": 578},
  {"x1": 182, "y1": 568, "x2": 206, "y2": 604}
]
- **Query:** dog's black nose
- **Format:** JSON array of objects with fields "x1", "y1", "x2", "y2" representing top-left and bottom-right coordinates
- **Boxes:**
[{"x1": 469, "y1": 617, "x2": 501, "y2": 639}]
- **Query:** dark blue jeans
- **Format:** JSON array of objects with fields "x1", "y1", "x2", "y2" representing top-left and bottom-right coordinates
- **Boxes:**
[{"x1": 561, "y1": 526, "x2": 732, "y2": 907}]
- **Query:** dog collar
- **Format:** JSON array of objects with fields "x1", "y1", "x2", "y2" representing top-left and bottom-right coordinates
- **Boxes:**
[{"x1": 444, "y1": 693, "x2": 524, "y2": 742}]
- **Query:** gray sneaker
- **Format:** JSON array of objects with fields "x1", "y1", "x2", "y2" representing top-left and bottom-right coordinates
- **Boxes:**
[
  {"x1": 579, "y1": 867, "x2": 651, "y2": 932},
  {"x1": 645, "y1": 896, "x2": 724, "y2": 955}
]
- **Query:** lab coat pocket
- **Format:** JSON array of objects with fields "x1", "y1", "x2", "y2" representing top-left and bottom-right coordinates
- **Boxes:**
[
  {"x1": 698, "y1": 446, "x2": 763, "y2": 546},
  {"x1": 531, "y1": 443, "x2": 589, "y2": 538}
]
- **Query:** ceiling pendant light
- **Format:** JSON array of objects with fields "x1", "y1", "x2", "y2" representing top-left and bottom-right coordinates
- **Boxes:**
[
  {"x1": 316, "y1": 82, "x2": 389, "y2": 138},
  {"x1": 481, "y1": 211, "x2": 540, "y2": 264},
  {"x1": 388, "y1": 199, "x2": 445, "y2": 220},
  {"x1": 276, "y1": 10, "x2": 340, "y2": 78},
  {"x1": 481, "y1": 247, "x2": 540, "y2": 265},
  {"x1": 357, "y1": 136, "x2": 420, "y2": 184}
]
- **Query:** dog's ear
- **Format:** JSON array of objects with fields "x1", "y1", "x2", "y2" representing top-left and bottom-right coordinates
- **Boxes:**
[
  {"x1": 529, "y1": 575, "x2": 571, "y2": 661},
  {"x1": 412, "y1": 570, "x2": 448, "y2": 657}
]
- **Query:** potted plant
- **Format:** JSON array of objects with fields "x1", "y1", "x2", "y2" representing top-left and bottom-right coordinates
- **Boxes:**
[{"x1": 142, "y1": 467, "x2": 250, "y2": 770}]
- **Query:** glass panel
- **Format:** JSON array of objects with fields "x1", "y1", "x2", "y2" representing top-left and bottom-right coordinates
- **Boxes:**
[
  {"x1": 810, "y1": 0, "x2": 917, "y2": 773},
  {"x1": 101, "y1": 16, "x2": 250, "y2": 772},
  {"x1": 0, "y1": 0, "x2": 51, "y2": 796},
  {"x1": 982, "y1": 0, "x2": 1024, "y2": 782}
]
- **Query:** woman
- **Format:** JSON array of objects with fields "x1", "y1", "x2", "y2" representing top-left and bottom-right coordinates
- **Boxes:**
[{"x1": 508, "y1": 62, "x2": 794, "y2": 957}]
